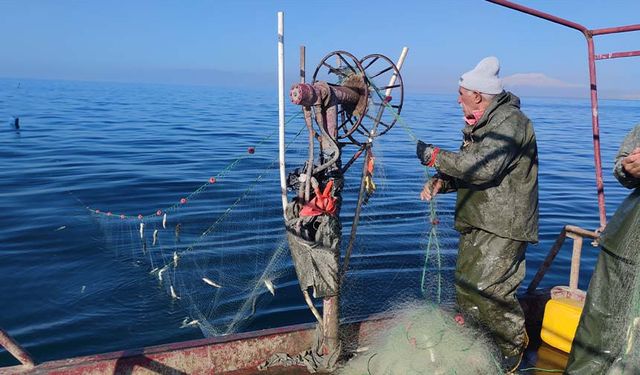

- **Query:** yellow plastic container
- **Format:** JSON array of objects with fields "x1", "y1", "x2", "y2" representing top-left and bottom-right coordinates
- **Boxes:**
[{"x1": 540, "y1": 293, "x2": 585, "y2": 353}]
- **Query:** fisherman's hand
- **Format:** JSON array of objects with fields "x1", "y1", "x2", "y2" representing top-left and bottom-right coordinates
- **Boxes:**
[
  {"x1": 416, "y1": 140, "x2": 440, "y2": 167},
  {"x1": 420, "y1": 177, "x2": 443, "y2": 201},
  {"x1": 622, "y1": 147, "x2": 640, "y2": 178}
]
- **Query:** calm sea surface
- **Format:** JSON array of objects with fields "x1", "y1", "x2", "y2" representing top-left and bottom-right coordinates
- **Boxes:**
[{"x1": 0, "y1": 78, "x2": 637, "y2": 366}]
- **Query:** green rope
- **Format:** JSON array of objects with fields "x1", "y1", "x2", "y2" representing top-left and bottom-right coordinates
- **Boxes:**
[
  {"x1": 177, "y1": 122, "x2": 306, "y2": 256},
  {"x1": 519, "y1": 367, "x2": 564, "y2": 373},
  {"x1": 161, "y1": 109, "x2": 303, "y2": 215},
  {"x1": 366, "y1": 76, "x2": 443, "y2": 302},
  {"x1": 89, "y1": 110, "x2": 303, "y2": 218}
]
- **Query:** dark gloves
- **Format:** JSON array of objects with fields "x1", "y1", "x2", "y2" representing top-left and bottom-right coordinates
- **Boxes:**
[{"x1": 416, "y1": 140, "x2": 440, "y2": 167}]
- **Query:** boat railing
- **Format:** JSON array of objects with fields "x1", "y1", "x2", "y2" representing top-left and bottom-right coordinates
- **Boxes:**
[
  {"x1": 0, "y1": 328, "x2": 35, "y2": 370},
  {"x1": 489, "y1": 0, "x2": 640, "y2": 232},
  {"x1": 527, "y1": 225, "x2": 599, "y2": 293}
]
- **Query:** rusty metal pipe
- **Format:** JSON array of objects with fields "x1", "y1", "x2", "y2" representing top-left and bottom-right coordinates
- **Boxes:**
[
  {"x1": 300, "y1": 45, "x2": 315, "y2": 202},
  {"x1": 586, "y1": 36, "x2": 607, "y2": 230},
  {"x1": 527, "y1": 227, "x2": 567, "y2": 293},
  {"x1": 0, "y1": 328, "x2": 35, "y2": 368},
  {"x1": 487, "y1": 0, "x2": 609, "y2": 229},
  {"x1": 321, "y1": 296, "x2": 339, "y2": 360},
  {"x1": 290, "y1": 82, "x2": 361, "y2": 107},
  {"x1": 595, "y1": 50, "x2": 640, "y2": 60},
  {"x1": 591, "y1": 24, "x2": 640, "y2": 36},
  {"x1": 567, "y1": 233, "x2": 584, "y2": 290},
  {"x1": 527, "y1": 225, "x2": 599, "y2": 293},
  {"x1": 565, "y1": 224, "x2": 598, "y2": 239},
  {"x1": 487, "y1": 0, "x2": 588, "y2": 35}
]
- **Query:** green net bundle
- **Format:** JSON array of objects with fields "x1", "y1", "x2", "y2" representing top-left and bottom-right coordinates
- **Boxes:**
[{"x1": 339, "y1": 303, "x2": 503, "y2": 375}]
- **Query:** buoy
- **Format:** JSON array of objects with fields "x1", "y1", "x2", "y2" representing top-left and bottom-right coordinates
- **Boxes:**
[
  {"x1": 138, "y1": 214, "x2": 143, "y2": 220},
  {"x1": 209, "y1": 177, "x2": 216, "y2": 184},
  {"x1": 248, "y1": 147, "x2": 255, "y2": 154},
  {"x1": 180, "y1": 198, "x2": 187, "y2": 204},
  {"x1": 156, "y1": 209, "x2": 162, "y2": 216}
]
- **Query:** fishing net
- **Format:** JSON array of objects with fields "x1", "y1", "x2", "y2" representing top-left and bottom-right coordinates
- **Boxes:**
[
  {"x1": 83, "y1": 101, "x2": 470, "y2": 336},
  {"x1": 79, "y1": 71, "x2": 507, "y2": 374},
  {"x1": 339, "y1": 303, "x2": 503, "y2": 374},
  {"x1": 89, "y1": 116, "x2": 310, "y2": 337},
  {"x1": 604, "y1": 204, "x2": 640, "y2": 375}
]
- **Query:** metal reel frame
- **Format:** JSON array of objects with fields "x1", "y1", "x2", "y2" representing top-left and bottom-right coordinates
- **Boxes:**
[
  {"x1": 312, "y1": 50, "x2": 369, "y2": 141},
  {"x1": 311, "y1": 51, "x2": 404, "y2": 146},
  {"x1": 349, "y1": 53, "x2": 404, "y2": 146}
]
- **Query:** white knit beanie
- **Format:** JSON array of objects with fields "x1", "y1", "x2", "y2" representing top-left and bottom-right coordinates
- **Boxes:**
[{"x1": 459, "y1": 56, "x2": 503, "y2": 95}]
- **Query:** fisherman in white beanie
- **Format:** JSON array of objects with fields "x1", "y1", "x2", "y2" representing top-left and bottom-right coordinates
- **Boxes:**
[{"x1": 416, "y1": 57, "x2": 538, "y2": 373}]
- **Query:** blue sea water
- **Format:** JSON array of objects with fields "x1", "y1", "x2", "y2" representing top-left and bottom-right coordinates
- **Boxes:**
[{"x1": 0, "y1": 78, "x2": 637, "y2": 367}]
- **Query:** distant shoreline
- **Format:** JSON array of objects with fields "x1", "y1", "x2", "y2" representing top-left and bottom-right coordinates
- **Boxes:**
[{"x1": 1, "y1": 76, "x2": 638, "y2": 102}]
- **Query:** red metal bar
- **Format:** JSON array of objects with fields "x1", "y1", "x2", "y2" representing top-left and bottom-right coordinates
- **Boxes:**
[
  {"x1": 585, "y1": 37, "x2": 608, "y2": 229},
  {"x1": 595, "y1": 50, "x2": 640, "y2": 60},
  {"x1": 591, "y1": 24, "x2": 640, "y2": 36},
  {"x1": 487, "y1": 0, "x2": 588, "y2": 34},
  {"x1": 0, "y1": 328, "x2": 35, "y2": 368},
  {"x1": 487, "y1": 0, "x2": 615, "y2": 229}
]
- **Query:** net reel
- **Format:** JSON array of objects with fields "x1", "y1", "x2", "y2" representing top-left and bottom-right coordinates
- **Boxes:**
[
  {"x1": 282, "y1": 50, "x2": 405, "y2": 372},
  {"x1": 290, "y1": 50, "x2": 404, "y2": 147}
]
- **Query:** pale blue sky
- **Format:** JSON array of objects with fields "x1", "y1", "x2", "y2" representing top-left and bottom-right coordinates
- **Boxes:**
[{"x1": 0, "y1": 1, "x2": 639, "y2": 98}]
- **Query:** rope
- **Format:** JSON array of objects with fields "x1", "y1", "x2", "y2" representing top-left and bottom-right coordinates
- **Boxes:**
[
  {"x1": 519, "y1": 368, "x2": 564, "y2": 373},
  {"x1": 166, "y1": 122, "x2": 307, "y2": 262},
  {"x1": 366, "y1": 77, "x2": 444, "y2": 301},
  {"x1": 366, "y1": 82, "x2": 575, "y2": 375},
  {"x1": 87, "y1": 110, "x2": 303, "y2": 219},
  {"x1": 341, "y1": 144, "x2": 372, "y2": 282}
]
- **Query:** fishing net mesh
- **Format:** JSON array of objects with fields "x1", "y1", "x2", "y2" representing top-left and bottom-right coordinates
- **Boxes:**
[
  {"x1": 606, "y1": 210, "x2": 640, "y2": 375},
  {"x1": 84, "y1": 104, "x2": 514, "y2": 374},
  {"x1": 339, "y1": 303, "x2": 503, "y2": 375}
]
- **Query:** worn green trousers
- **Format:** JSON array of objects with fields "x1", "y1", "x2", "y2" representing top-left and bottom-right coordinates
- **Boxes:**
[
  {"x1": 455, "y1": 227, "x2": 528, "y2": 358},
  {"x1": 565, "y1": 248, "x2": 639, "y2": 375}
]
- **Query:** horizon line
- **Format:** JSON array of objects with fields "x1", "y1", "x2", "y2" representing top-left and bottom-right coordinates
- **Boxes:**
[{"x1": 1, "y1": 75, "x2": 638, "y2": 102}]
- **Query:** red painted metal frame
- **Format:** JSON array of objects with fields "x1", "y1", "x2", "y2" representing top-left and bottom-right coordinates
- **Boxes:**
[{"x1": 488, "y1": 0, "x2": 640, "y2": 230}]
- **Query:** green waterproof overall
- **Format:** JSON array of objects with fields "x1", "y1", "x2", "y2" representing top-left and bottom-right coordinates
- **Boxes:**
[
  {"x1": 566, "y1": 125, "x2": 640, "y2": 375},
  {"x1": 432, "y1": 91, "x2": 539, "y2": 358}
]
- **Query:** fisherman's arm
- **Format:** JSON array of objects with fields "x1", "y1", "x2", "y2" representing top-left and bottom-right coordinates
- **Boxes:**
[
  {"x1": 418, "y1": 118, "x2": 521, "y2": 185},
  {"x1": 614, "y1": 125, "x2": 640, "y2": 189}
]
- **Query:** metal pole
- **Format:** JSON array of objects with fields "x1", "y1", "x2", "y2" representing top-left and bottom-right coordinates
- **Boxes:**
[
  {"x1": 591, "y1": 24, "x2": 640, "y2": 36},
  {"x1": 527, "y1": 227, "x2": 567, "y2": 293},
  {"x1": 487, "y1": 0, "x2": 609, "y2": 228},
  {"x1": 320, "y1": 103, "x2": 340, "y2": 360},
  {"x1": 586, "y1": 36, "x2": 607, "y2": 230},
  {"x1": 595, "y1": 50, "x2": 640, "y2": 60},
  {"x1": 0, "y1": 328, "x2": 35, "y2": 369},
  {"x1": 277, "y1": 11, "x2": 287, "y2": 218},
  {"x1": 487, "y1": 0, "x2": 588, "y2": 34},
  {"x1": 343, "y1": 46, "x2": 409, "y2": 283},
  {"x1": 568, "y1": 233, "x2": 584, "y2": 290},
  {"x1": 301, "y1": 45, "x2": 315, "y2": 202},
  {"x1": 385, "y1": 47, "x2": 409, "y2": 97}
]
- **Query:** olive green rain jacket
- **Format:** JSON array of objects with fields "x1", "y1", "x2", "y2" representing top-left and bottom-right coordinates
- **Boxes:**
[
  {"x1": 565, "y1": 125, "x2": 640, "y2": 374},
  {"x1": 434, "y1": 91, "x2": 539, "y2": 242},
  {"x1": 599, "y1": 124, "x2": 640, "y2": 261}
]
